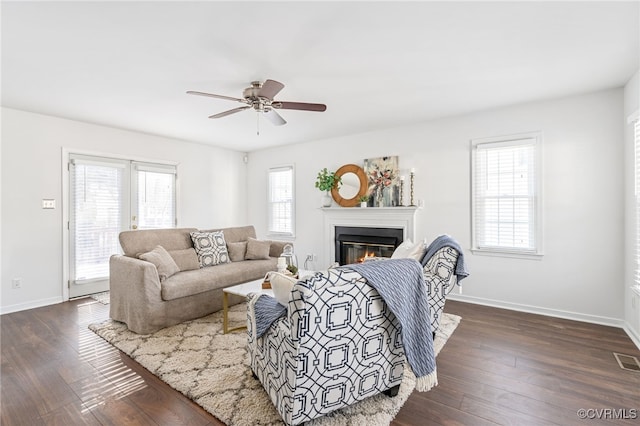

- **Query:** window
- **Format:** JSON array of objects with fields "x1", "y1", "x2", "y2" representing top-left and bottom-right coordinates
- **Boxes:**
[
  {"x1": 133, "y1": 162, "x2": 177, "y2": 229},
  {"x1": 267, "y1": 165, "x2": 294, "y2": 237},
  {"x1": 471, "y1": 133, "x2": 542, "y2": 257}
]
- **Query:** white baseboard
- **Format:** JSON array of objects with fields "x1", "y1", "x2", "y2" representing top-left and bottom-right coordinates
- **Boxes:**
[
  {"x1": 623, "y1": 322, "x2": 640, "y2": 351},
  {"x1": 0, "y1": 296, "x2": 64, "y2": 315},
  {"x1": 447, "y1": 293, "x2": 624, "y2": 328},
  {"x1": 448, "y1": 294, "x2": 640, "y2": 350}
]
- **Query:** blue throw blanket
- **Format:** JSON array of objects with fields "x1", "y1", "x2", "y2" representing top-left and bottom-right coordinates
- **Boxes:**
[
  {"x1": 346, "y1": 258, "x2": 438, "y2": 391},
  {"x1": 254, "y1": 294, "x2": 287, "y2": 338},
  {"x1": 421, "y1": 235, "x2": 468, "y2": 282}
]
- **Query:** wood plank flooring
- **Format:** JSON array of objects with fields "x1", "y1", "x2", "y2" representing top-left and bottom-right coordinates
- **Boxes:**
[{"x1": 2, "y1": 299, "x2": 639, "y2": 425}]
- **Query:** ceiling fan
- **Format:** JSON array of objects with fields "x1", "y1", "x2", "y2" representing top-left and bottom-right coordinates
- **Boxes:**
[{"x1": 187, "y1": 79, "x2": 326, "y2": 127}]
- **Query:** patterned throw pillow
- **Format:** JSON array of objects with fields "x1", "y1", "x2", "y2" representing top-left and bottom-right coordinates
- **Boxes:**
[{"x1": 190, "y1": 231, "x2": 231, "y2": 267}]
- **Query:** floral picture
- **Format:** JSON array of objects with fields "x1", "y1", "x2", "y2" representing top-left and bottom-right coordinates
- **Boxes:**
[{"x1": 363, "y1": 156, "x2": 399, "y2": 207}]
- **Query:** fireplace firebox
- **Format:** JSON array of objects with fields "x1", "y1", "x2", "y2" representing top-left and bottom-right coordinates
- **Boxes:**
[{"x1": 335, "y1": 226, "x2": 403, "y2": 265}]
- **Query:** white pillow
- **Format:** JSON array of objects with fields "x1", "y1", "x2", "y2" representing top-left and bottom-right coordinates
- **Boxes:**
[
  {"x1": 269, "y1": 272, "x2": 298, "y2": 306},
  {"x1": 391, "y1": 239, "x2": 427, "y2": 261}
]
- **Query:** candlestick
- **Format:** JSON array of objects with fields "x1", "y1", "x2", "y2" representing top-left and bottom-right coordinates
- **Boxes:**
[
  {"x1": 399, "y1": 178, "x2": 405, "y2": 206},
  {"x1": 409, "y1": 171, "x2": 416, "y2": 207}
]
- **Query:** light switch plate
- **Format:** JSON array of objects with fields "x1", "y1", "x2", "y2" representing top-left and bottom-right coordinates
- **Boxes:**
[{"x1": 42, "y1": 199, "x2": 56, "y2": 209}]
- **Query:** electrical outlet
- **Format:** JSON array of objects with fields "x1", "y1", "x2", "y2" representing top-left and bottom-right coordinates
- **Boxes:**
[
  {"x1": 12, "y1": 278, "x2": 22, "y2": 289},
  {"x1": 42, "y1": 199, "x2": 56, "y2": 209}
]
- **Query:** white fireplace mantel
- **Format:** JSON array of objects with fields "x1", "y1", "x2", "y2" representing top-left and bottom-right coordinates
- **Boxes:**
[{"x1": 322, "y1": 207, "x2": 418, "y2": 264}]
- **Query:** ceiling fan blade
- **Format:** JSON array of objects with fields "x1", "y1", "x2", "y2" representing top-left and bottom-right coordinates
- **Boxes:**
[
  {"x1": 187, "y1": 90, "x2": 246, "y2": 103},
  {"x1": 208, "y1": 106, "x2": 251, "y2": 119},
  {"x1": 263, "y1": 109, "x2": 287, "y2": 126},
  {"x1": 257, "y1": 79, "x2": 284, "y2": 100},
  {"x1": 273, "y1": 101, "x2": 327, "y2": 112}
]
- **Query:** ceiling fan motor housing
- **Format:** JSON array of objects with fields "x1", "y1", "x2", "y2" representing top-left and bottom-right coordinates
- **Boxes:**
[{"x1": 243, "y1": 81, "x2": 263, "y2": 100}]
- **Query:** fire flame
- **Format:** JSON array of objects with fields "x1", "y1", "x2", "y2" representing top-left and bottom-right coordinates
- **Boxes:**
[{"x1": 358, "y1": 252, "x2": 376, "y2": 263}]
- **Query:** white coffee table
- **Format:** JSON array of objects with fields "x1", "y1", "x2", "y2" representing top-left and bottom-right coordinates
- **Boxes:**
[
  {"x1": 222, "y1": 271, "x2": 315, "y2": 334},
  {"x1": 222, "y1": 278, "x2": 273, "y2": 334}
]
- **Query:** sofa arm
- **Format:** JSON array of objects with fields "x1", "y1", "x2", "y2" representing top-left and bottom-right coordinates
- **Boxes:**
[
  {"x1": 267, "y1": 240, "x2": 290, "y2": 258},
  {"x1": 109, "y1": 255, "x2": 163, "y2": 333}
]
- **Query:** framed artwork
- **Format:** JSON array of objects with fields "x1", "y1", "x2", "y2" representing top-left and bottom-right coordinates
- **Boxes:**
[{"x1": 363, "y1": 156, "x2": 399, "y2": 207}]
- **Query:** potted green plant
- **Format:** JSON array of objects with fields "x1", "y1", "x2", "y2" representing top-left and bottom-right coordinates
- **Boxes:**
[
  {"x1": 357, "y1": 194, "x2": 370, "y2": 208},
  {"x1": 315, "y1": 168, "x2": 342, "y2": 207}
]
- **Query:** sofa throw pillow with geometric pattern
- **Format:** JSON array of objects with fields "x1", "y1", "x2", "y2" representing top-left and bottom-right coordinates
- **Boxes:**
[{"x1": 190, "y1": 231, "x2": 230, "y2": 267}]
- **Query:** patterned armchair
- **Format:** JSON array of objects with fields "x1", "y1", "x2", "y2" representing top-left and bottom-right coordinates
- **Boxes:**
[{"x1": 247, "y1": 268, "x2": 405, "y2": 425}]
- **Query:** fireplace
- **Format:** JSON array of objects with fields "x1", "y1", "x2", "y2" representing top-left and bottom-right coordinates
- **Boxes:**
[
  {"x1": 322, "y1": 206, "x2": 417, "y2": 267},
  {"x1": 335, "y1": 226, "x2": 403, "y2": 265}
]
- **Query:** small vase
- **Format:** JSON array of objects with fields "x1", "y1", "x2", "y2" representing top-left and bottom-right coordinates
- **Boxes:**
[
  {"x1": 321, "y1": 191, "x2": 332, "y2": 207},
  {"x1": 360, "y1": 202, "x2": 367, "y2": 208},
  {"x1": 376, "y1": 186, "x2": 384, "y2": 207}
]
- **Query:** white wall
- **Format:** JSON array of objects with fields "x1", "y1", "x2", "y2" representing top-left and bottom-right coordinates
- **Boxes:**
[
  {"x1": 624, "y1": 69, "x2": 640, "y2": 346},
  {"x1": 1, "y1": 107, "x2": 247, "y2": 313},
  {"x1": 247, "y1": 89, "x2": 625, "y2": 325}
]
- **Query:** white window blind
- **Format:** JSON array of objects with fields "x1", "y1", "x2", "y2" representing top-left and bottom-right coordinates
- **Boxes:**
[
  {"x1": 268, "y1": 166, "x2": 294, "y2": 237},
  {"x1": 69, "y1": 157, "x2": 126, "y2": 283},
  {"x1": 472, "y1": 134, "x2": 542, "y2": 256},
  {"x1": 634, "y1": 119, "x2": 640, "y2": 286},
  {"x1": 134, "y1": 162, "x2": 176, "y2": 229}
]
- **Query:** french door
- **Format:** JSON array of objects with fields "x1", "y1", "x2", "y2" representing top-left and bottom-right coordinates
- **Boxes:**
[{"x1": 68, "y1": 154, "x2": 176, "y2": 298}]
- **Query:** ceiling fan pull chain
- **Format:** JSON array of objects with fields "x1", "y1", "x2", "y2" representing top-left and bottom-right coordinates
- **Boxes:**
[{"x1": 256, "y1": 111, "x2": 260, "y2": 136}]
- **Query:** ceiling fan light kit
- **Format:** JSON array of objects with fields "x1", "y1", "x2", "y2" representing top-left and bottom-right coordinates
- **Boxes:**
[{"x1": 187, "y1": 79, "x2": 326, "y2": 133}]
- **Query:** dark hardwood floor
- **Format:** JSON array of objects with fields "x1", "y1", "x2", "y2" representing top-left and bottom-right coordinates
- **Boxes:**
[{"x1": 2, "y1": 299, "x2": 639, "y2": 425}]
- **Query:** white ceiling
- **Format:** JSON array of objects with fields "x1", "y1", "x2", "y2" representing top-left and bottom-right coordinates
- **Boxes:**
[{"x1": 2, "y1": 1, "x2": 639, "y2": 152}]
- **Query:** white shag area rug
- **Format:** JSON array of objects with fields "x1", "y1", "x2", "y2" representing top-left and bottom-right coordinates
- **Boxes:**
[
  {"x1": 89, "y1": 291, "x2": 110, "y2": 305},
  {"x1": 89, "y1": 303, "x2": 460, "y2": 426}
]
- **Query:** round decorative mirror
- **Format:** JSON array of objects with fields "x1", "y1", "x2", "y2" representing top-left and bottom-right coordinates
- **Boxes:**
[{"x1": 331, "y1": 164, "x2": 368, "y2": 207}]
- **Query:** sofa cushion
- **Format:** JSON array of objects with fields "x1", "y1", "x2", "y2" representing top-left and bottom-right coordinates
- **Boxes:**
[
  {"x1": 168, "y1": 248, "x2": 200, "y2": 271},
  {"x1": 119, "y1": 228, "x2": 197, "y2": 257},
  {"x1": 190, "y1": 231, "x2": 231, "y2": 267},
  {"x1": 227, "y1": 241, "x2": 247, "y2": 262},
  {"x1": 246, "y1": 238, "x2": 271, "y2": 260},
  {"x1": 138, "y1": 245, "x2": 180, "y2": 282},
  {"x1": 199, "y1": 225, "x2": 257, "y2": 244},
  {"x1": 161, "y1": 258, "x2": 278, "y2": 300}
]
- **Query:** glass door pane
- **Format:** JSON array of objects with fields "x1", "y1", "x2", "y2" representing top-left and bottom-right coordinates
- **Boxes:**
[{"x1": 69, "y1": 155, "x2": 129, "y2": 297}]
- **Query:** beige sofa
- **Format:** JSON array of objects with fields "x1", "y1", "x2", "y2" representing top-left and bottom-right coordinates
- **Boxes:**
[{"x1": 109, "y1": 225, "x2": 288, "y2": 334}]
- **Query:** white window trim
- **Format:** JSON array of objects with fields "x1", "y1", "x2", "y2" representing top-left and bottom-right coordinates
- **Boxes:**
[
  {"x1": 267, "y1": 164, "x2": 295, "y2": 239},
  {"x1": 632, "y1": 113, "x2": 640, "y2": 293},
  {"x1": 470, "y1": 131, "x2": 544, "y2": 259}
]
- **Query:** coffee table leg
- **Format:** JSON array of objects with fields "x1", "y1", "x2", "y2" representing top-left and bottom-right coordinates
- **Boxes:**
[{"x1": 223, "y1": 291, "x2": 229, "y2": 334}]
